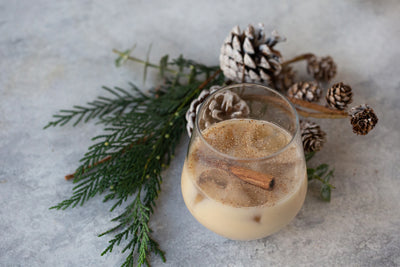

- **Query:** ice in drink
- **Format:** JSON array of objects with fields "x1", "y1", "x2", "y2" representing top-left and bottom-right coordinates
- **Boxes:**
[{"x1": 181, "y1": 119, "x2": 307, "y2": 240}]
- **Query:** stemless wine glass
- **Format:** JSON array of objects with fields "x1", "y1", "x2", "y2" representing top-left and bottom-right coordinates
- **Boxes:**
[{"x1": 181, "y1": 83, "x2": 307, "y2": 240}]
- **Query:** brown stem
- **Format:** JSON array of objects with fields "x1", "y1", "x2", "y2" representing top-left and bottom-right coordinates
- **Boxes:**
[
  {"x1": 281, "y1": 53, "x2": 315, "y2": 67},
  {"x1": 245, "y1": 94, "x2": 348, "y2": 118},
  {"x1": 288, "y1": 97, "x2": 348, "y2": 116},
  {"x1": 65, "y1": 156, "x2": 111, "y2": 180},
  {"x1": 296, "y1": 108, "x2": 348, "y2": 119},
  {"x1": 65, "y1": 136, "x2": 150, "y2": 180},
  {"x1": 113, "y1": 49, "x2": 179, "y2": 75}
]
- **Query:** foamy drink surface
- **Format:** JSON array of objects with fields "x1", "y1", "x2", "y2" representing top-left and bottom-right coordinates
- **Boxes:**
[{"x1": 188, "y1": 119, "x2": 300, "y2": 207}]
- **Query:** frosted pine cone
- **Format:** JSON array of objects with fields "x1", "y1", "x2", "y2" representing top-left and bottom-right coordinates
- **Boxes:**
[
  {"x1": 307, "y1": 56, "x2": 337, "y2": 82},
  {"x1": 185, "y1": 85, "x2": 221, "y2": 137},
  {"x1": 300, "y1": 120, "x2": 326, "y2": 152},
  {"x1": 349, "y1": 104, "x2": 378, "y2": 135},
  {"x1": 326, "y1": 82, "x2": 353, "y2": 110},
  {"x1": 287, "y1": 81, "x2": 322, "y2": 102},
  {"x1": 220, "y1": 24, "x2": 284, "y2": 84},
  {"x1": 199, "y1": 90, "x2": 250, "y2": 130}
]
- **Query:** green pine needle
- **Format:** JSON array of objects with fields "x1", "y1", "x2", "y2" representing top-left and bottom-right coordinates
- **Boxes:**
[
  {"x1": 47, "y1": 51, "x2": 223, "y2": 266},
  {"x1": 305, "y1": 152, "x2": 335, "y2": 201}
]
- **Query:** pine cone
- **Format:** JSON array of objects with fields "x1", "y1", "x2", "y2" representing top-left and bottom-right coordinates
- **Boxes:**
[
  {"x1": 219, "y1": 24, "x2": 284, "y2": 84},
  {"x1": 185, "y1": 85, "x2": 221, "y2": 137},
  {"x1": 274, "y1": 66, "x2": 296, "y2": 92},
  {"x1": 307, "y1": 56, "x2": 337, "y2": 82},
  {"x1": 349, "y1": 104, "x2": 378, "y2": 135},
  {"x1": 199, "y1": 90, "x2": 250, "y2": 130},
  {"x1": 300, "y1": 120, "x2": 326, "y2": 153},
  {"x1": 287, "y1": 81, "x2": 322, "y2": 102},
  {"x1": 326, "y1": 82, "x2": 353, "y2": 110}
]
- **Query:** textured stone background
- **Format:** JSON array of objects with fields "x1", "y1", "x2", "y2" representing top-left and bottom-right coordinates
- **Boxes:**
[{"x1": 1, "y1": 0, "x2": 399, "y2": 266}]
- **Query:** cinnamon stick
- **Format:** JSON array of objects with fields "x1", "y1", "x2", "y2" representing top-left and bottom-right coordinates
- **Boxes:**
[
  {"x1": 229, "y1": 165, "x2": 275, "y2": 190},
  {"x1": 198, "y1": 155, "x2": 275, "y2": 190}
]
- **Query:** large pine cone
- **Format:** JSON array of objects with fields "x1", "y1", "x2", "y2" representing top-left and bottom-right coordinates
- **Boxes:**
[
  {"x1": 220, "y1": 24, "x2": 285, "y2": 84},
  {"x1": 287, "y1": 81, "x2": 322, "y2": 102},
  {"x1": 349, "y1": 104, "x2": 378, "y2": 135},
  {"x1": 326, "y1": 82, "x2": 353, "y2": 110}
]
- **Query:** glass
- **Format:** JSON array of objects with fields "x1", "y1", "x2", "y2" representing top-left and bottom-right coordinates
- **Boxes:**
[{"x1": 181, "y1": 83, "x2": 307, "y2": 240}]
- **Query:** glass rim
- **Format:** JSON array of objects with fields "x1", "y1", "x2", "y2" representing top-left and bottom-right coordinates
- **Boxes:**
[{"x1": 194, "y1": 83, "x2": 300, "y2": 161}]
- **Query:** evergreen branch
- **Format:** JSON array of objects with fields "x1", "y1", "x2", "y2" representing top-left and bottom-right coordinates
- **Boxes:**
[
  {"x1": 44, "y1": 84, "x2": 146, "y2": 129},
  {"x1": 47, "y1": 51, "x2": 224, "y2": 266},
  {"x1": 113, "y1": 49, "x2": 180, "y2": 75},
  {"x1": 306, "y1": 153, "x2": 335, "y2": 201},
  {"x1": 97, "y1": 71, "x2": 222, "y2": 266},
  {"x1": 305, "y1": 151, "x2": 316, "y2": 161},
  {"x1": 113, "y1": 49, "x2": 219, "y2": 79},
  {"x1": 143, "y1": 44, "x2": 153, "y2": 84}
]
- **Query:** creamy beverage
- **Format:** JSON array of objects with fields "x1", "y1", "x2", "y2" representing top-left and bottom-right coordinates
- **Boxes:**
[{"x1": 181, "y1": 119, "x2": 307, "y2": 240}]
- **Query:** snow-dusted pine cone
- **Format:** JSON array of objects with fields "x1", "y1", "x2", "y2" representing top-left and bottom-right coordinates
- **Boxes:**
[
  {"x1": 220, "y1": 24, "x2": 285, "y2": 84},
  {"x1": 274, "y1": 66, "x2": 296, "y2": 92},
  {"x1": 198, "y1": 90, "x2": 250, "y2": 131},
  {"x1": 349, "y1": 104, "x2": 378, "y2": 135},
  {"x1": 326, "y1": 82, "x2": 353, "y2": 110},
  {"x1": 287, "y1": 81, "x2": 322, "y2": 102},
  {"x1": 307, "y1": 56, "x2": 337, "y2": 82},
  {"x1": 185, "y1": 85, "x2": 221, "y2": 137},
  {"x1": 300, "y1": 120, "x2": 326, "y2": 153}
]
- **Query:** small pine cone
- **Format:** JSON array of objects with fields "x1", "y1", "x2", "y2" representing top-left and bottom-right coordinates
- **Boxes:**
[
  {"x1": 274, "y1": 66, "x2": 296, "y2": 92},
  {"x1": 219, "y1": 24, "x2": 284, "y2": 84},
  {"x1": 326, "y1": 82, "x2": 353, "y2": 110},
  {"x1": 349, "y1": 104, "x2": 378, "y2": 135},
  {"x1": 300, "y1": 120, "x2": 326, "y2": 153},
  {"x1": 199, "y1": 90, "x2": 250, "y2": 130},
  {"x1": 185, "y1": 85, "x2": 221, "y2": 137},
  {"x1": 307, "y1": 56, "x2": 337, "y2": 82},
  {"x1": 287, "y1": 81, "x2": 322, "y2": 102}
]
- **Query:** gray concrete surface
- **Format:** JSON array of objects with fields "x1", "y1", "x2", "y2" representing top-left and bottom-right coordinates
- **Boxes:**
[{"x1": 1, "y1": 0, "x2": 399, "y2": 266}]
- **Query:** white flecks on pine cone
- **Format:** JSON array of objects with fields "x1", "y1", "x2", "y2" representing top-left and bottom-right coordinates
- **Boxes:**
[
  {"x1": 206, "y1": 91, "x2": 250, "y2": 121},
  {"x1": 326, "y1": 82, "x2": 353, "y2": 110},
  {"x1": 199, "y1": 90, "x2": 250, "y2": 131},
  {"x1": 287, "y1": 81, "x2": 322, "y2": 102},
  {"x1": 348, "y1": 104, "x2": 378, "y2": 135},
  {"x1": 219, "y1": 23, "x2": 285, "y2": 85},
  {"x1": 300, "y1": 120, "x2": 326, "y2": 153},
  {"x1": 185, "y1": 85, "x2": 221, "y2": 137}
]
